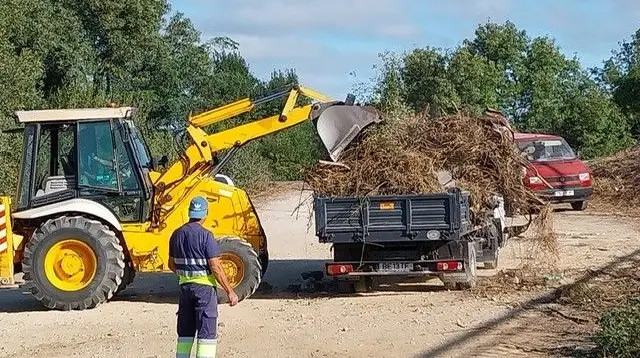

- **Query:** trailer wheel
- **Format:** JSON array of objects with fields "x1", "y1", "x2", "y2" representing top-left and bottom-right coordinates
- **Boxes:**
[
  {"x1": 442, "y1": 243, "x2": 477, "y2": 290},
  {"x1": 336, "y1": 277, "x2": 371, "y2": 293},
  {"x1": 215, "y1": 236, "x2": 262, "y2": 304},
  {"x1": 337, "y1": 280, "x2": 355, "y2": 294},
  {"x1": 21, "y1": 216, "x2": 125, "y2": 310},
  {"x1": 483, "y1": 255, "x2": 498, "y2": 269},
  {"x1": 483, "y1": 220, "x2": 501, "y2": 269},
  {"x1": 460, "y1": 246, "x2": 478, "y2": 289}
]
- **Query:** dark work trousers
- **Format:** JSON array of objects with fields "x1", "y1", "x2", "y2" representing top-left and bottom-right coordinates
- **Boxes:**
[{"x1": 176, "y1": 283, "x2": 218, "y2": 358}]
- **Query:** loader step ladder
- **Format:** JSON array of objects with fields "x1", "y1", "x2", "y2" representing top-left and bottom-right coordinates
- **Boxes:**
[{"x1": 0, "y1": 196, "x2": 17, "y2": 289}]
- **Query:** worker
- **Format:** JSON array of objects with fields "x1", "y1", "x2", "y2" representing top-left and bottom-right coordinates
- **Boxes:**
[{"x1": 168, "y1": 196, "x2": 239, "y2": 358}]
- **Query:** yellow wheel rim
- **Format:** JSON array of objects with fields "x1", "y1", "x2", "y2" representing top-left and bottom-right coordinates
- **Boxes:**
[
  {"x1": 220, "y1": 253, "x2": 244, "y2": 288},
  {"x1": 44, "y1": 239, "x2": 97, "y2": 291}
]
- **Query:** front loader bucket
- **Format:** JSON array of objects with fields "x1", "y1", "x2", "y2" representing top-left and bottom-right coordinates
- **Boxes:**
[{"x1": 311, "y1": 103, "x2": 381, "y2": 161}]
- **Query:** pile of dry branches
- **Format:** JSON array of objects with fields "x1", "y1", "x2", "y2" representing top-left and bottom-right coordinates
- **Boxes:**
[
  {"x1": 304, "y1": 112, "x2": 543, "y2": 217},
  {"x1": 590, "y1": 147, "x2": 640, "y2": 206}
]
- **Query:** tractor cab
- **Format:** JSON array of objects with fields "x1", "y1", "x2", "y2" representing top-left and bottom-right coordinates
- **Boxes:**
[{"x1": 12, "y1": 107, "x2": 154, "y2": 223}]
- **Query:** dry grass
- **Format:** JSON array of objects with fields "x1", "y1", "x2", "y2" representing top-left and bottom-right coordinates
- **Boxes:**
[
  {"x1": 304, "y1": 112, "x2": 543, "y2": 217},
  {"x1": 590, "y1": 146, "x2": 640, "y2": 208}
]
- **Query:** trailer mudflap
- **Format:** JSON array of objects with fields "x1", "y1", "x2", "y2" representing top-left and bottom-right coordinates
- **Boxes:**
[{"x1": 0, "y1": 196, "x2": 17, "y2": 288}]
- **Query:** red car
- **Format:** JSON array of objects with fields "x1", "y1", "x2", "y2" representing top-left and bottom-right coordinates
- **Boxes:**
[{"x1": 514, "y1": 132, "x2": 593, "y2": 210}]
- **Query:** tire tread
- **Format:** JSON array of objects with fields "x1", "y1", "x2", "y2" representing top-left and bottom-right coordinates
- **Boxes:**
[
  {"x1": 22, "y1": 216, "x2": 125, "y2": 311},
  {"x1": 215, "y1": 236, "x2": 262, "y2": 304}
]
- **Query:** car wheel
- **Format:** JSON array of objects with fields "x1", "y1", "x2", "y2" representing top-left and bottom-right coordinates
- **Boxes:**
[{"x1": 571, "y1": 201, "x2": 588, "y2": 211}]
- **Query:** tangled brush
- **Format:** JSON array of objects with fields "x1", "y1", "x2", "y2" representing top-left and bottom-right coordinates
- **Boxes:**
[
  {"x1": 590, "y1": 147, "x2": 640, "y2": 207},
  {"x1": 304, "y1": 112, "x2": 544, "y2": 217}
]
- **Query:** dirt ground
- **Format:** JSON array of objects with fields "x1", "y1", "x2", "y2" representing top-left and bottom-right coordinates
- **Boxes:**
[{"x1": 1, "y1": 181, "x2": 639, "y2": 358}]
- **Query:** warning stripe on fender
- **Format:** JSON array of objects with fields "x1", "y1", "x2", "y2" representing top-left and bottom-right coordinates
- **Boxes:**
[
  {"x1": 0, "y1": 229, "x2": 6, "y2": 253},
  {"x1": 0, "y1": 203, "x2": 7, "y2": 253}
]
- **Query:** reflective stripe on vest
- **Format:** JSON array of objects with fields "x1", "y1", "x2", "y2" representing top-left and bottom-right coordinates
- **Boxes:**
[
  {"x1": 175, "y1": 269, "x2": 209, "y2": 277},
  {"x1": 174, "y1": 258, "x2": 208, "y2": 265},
  {"x1": 174, "y1": 258, "x2": 210, "y2": 277}
]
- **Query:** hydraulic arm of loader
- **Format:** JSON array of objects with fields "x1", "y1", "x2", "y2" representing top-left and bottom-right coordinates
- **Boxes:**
[{"x1": 150, "y1": 84, "x2": 379, "y2": 225}]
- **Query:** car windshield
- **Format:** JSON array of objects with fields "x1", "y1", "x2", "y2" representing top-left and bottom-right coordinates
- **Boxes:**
[{"x1": 516, "y1": 137, "x2": 577, "y2": 161}]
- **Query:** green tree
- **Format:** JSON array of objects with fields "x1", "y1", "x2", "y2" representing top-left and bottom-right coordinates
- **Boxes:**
[
  {"x1": 464, "y1": 21, "x2": 528, "y2": 121},
  {"x1": 0, "y1": 1, "x2": 326, "y2": 195},
  {"x1": 596, "y1": 29, "x2": 640, "y2": 138},
  {"x1": 367, "y1": 21, "x2": 635, "y2": 158},
  {"x1": 401, "y1": 47, "x2": 459, "y2": 116},
  {"x1": 447, "y1": 46, "x2": 501, "y2": 115}
]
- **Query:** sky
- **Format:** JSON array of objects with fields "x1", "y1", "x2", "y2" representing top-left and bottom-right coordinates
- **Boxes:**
[{"x1": 170, "y1": 0, "x2": 640, "y2": 100}]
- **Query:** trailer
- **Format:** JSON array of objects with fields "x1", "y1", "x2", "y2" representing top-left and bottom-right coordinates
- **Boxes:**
[{"x1": 313, "y1": 188, "x2": 508, "y2": 292}]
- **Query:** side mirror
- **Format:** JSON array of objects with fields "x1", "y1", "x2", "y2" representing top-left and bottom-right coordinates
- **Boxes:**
[{"x1": 158, "y1": 155, "x2": 169, "y2": 168}]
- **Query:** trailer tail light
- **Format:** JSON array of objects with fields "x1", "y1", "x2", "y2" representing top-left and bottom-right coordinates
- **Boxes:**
[
  {"x1": 327, "y1": 264, "x2": 353, "y2": 276},
  {"x1": 436, "y1": 261, "x2": 463, "y2": 271}
]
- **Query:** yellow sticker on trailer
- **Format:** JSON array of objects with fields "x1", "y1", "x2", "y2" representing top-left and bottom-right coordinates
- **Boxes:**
[{"x1": 379, "y1": 202, "x2": 395, "y2": 210}]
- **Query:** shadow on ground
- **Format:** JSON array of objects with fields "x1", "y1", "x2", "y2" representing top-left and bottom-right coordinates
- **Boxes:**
[
  {"x1": 413, "y1": 248, "x2": 640, "y2": 358},
  {"x1": 0, "y1": 259, "x2": 451, "y2": 312}
]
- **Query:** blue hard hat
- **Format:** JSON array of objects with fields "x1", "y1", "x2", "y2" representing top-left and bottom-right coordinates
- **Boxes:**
[{"x1": 188, "y1": 196, "x2": 208, "y2": 219}]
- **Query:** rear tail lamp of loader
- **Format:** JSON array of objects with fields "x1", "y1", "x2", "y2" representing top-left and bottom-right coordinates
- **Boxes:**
[
  {"x1": 436, "y1": 261, "x2": 463, "y2": 271},
  {"x1": 327, "y1": 264, "x2": 353, "y2": 276}
]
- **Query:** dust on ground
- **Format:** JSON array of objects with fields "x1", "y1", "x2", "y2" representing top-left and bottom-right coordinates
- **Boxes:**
[{"x1": 1, "y1": 182, "x2": 639, "y2": 358}]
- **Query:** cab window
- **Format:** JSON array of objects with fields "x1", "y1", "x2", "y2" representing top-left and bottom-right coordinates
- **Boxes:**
[
  {"x1": 77, "y1": 121, "x2": 118, "y2": 190},
  {"x1": 113, "y1": 125, "x2": 140, "y2": 191}
]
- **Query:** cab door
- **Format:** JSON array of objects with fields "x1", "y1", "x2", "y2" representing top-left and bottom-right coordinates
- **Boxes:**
[{"x1": 76, "y1": 120, "x2": 147, "y2": 223}]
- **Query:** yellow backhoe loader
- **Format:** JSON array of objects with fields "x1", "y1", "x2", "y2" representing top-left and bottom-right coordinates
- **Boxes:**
[{"x1": 0, "y1": 83, "x2": 381, "y2": 310}]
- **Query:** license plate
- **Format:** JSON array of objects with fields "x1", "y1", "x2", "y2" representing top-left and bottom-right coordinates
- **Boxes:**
[
  {"x1": 378, "y1": 262, "x2": 413, "y2": 272},
  {"x1": 554, "y1": 190, "x2": 575, "y2": 197}
]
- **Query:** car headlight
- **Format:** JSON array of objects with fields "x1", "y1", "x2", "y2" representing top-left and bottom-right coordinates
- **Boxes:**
[
  {"x1": 529, "y1": 176, "x2": 543, "y2": 184},
  {"x1": 579, "y1": 173, "x2": 590, "y2": 181}
]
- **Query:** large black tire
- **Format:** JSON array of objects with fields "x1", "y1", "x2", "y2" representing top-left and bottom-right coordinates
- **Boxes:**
[
  {"x1": 215, "y1": 236, "x2": 262, "y2": 305},
  {"x1": 115, "y1": 261, "x2": 136, "y2": 295},
  {"x1": 22, "y1": 216, "x2": 125, "y2": 311},
  {"x1": 259, "y1": 251, "x2": 269, "y2": 277}
]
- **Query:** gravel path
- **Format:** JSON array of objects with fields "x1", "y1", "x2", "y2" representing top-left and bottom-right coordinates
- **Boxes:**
[{"x1": 1, "y1": 182, "x2": 638, "y2": 358}]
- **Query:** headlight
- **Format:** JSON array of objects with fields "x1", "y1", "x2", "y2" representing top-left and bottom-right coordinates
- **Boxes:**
[{"x1": 579, "y1": 173, "x2": 590, "y2": 181}]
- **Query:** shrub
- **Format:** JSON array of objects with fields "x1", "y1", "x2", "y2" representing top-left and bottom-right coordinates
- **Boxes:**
[{"x1": 596, "y1": 298, "x2": 640, "y2": 358}]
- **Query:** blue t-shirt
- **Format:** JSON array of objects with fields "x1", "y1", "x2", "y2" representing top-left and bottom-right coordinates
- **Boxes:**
[{"x1": 169, "y1": 222, "x2": 221, "y2": 286}]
